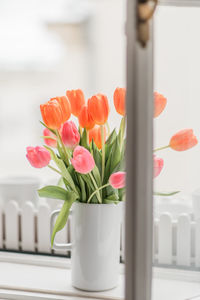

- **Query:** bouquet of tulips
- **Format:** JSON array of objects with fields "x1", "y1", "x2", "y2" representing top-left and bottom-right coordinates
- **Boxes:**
[{"x1": 26, "y1": 88, "x2": 126, "y2": 246}]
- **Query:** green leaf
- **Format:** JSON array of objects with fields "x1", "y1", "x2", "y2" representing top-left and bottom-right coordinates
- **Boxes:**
[
  {"x1": 57, "y1": 177, "x2": 64, "y2": 187},
  {"x1": 44, "y1": 146, "x2": 78, "y2": 195},
  {"x1": 118, "y1": 187, "x2": 126, "y2": 201},
  {"x1": 92, "y1": 165, "x2": 101, "y2": 187},
  {"x1": 80, "y1": 128, "x2": 89, "y2": 150},
  {"x1": 77, "y1": 174, "x2": 87, "y2": 202},
  {"x1": 92, "y1": 140, "x2": 102, "y2": 175},
  {"x1": 38, "y1": 185, "x2": 71, "y2": 201},
  {"x1": 103, "y1": 199, "x2": 119, "y2": 204},
  {"x1": 81, "y1": 174, "x2": 99, "y2": 203},
  {"x1": 51, "y1": 192, "x2": 78, "y2": 247},
  {"x1": 110, "y1": 136, "x2": 121, "y2": 174},
  {"x1": 106, "y1": 129, "x2": 117, "y2": 145}
]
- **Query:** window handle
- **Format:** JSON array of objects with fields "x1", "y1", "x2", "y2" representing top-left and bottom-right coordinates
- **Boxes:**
[{"x1": 138, "y1": 0, "x2": 158, "y2": 47}]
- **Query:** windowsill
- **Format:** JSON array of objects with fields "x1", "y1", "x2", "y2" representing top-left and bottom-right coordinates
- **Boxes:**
[{"x1": 0, "y1": 252, "x2": 200, "y2": 300}]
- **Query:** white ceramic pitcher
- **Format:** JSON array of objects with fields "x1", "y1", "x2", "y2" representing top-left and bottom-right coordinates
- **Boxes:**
[{"x1": 50, "y1": 201, "x2": 122, "y2": 292}]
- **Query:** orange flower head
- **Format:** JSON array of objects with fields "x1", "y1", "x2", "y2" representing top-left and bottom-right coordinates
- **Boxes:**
[
  {"x1": 40, "y1": 96, "x2": 71, "y2": 130},
  {"x1": 170, "y1": 129, "x2": 198, "y2": 151},
  {"x1": 50, "y1": 96, "x2": 71, "y2": 123},
  {"x1": 113, "y1": 87, "x2": 126, "y2": 116},
  {"x1": 66, "y1": 89, "x2": 85, "y2": 117},
  {"x1": 78, "y1": 105, "x2": 95, "y2": 130},
  {"x1": 88, "y1": 94, "x2": 109, "y2": 125},
  {"x1": 154, "y1": 92, "x2": 167, "y2": 118},
  {"x1": 89, "y1": 126, "x2": 106, "y2": 149}
]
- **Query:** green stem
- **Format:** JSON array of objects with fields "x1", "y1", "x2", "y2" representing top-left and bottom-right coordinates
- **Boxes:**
[
  {"x1": 56, "y1": 130, "x2": 70, "y2": 166},
  {"x1": 154, "y1": 145, "x2": 170, "y2": 152},
  {"x1": 106, "y1": 122, "x2": 110, "y2": 136},
  {"x1": 154, "y1": 191, "x2": 180, "y2": 196},
  {"x1": 86, "y1": 129, "x2": 89, "y2": 146},
  {"x1": 119, "y1": 116, "x2": 126, "y2": 152},
  {"x1": 101, "y1": 125, "x2": 105, "y2": 182},
  {"x1": 88, "y1": 172, "x2": 102, "y2": 204},
  {"x1": 79, "y1": 126, "x2": 83, "y2": 136},
  {"x1": 88, "y1": 183, "x2": 110, "y2": 203},
  {"x1": 48, "y1": 165, "x2": 62, "y2": 176}
]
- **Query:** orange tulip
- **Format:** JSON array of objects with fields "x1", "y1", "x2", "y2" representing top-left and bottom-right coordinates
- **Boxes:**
[
  {"x1": 66, "y1": 89, "x2": 85, "y2": 117},
  {"x1": 113, "y1": 87, "x2": 126, "y2": 116},
  {"x1": 40, "y1": 96, "x2": 71, "y2": 130},
  {"x1": 78, "y1": 105, "x2": 95, "y2": 130},
  {"x1": 88, "y1": 94, "x2": 109, "y2": 125},
  {"x1": 89, "y1": 126, "x2": 106, "y2": 149},
  {"x1": 154, "y1": 92, "x2": 167, "y2": 118},
  {"x1": 170, "y1": 129, "x2": 198, "y2": 151}
]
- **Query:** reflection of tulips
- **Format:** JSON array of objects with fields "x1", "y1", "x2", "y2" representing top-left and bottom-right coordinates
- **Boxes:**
[
  {"x1": 78, "y1": 105, "x2": 95, "y2": 130},
  {"x1": 43, "y1": 128, "x2": 57, "y2": 148},
  {"x1": 26, "y1": 146, "x2": 51, "y2": 168},
  {"x1": 154, "y1": 92, "x2": 167, "y2": 118},
  {"x1": 89, "y1": 126, "x2": 106, "y2": 149},
  {"x1": 88, "y1": 94, "x2": 109, "y2": 125},
  {"x1": 170, "y1": 129, "x2": 198, "y2": 151},
  {"x1": 66, "y1": 89, "x2": 85, "y2": 117},
  {"x1": 113, "y1": 87, "x2": 126, "y2": 116},
  {"x1": 154, "y1": 156, "x2": 164, "y2": 178},
  {"x1": 40, "y1": 96, "x2": 71, "y2": 129}
]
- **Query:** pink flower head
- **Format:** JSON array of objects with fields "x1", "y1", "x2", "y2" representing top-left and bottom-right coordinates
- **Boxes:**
[
  {"x1": 43, "y1": 128, "x2": 57, "y2": 148},
  {"x1": 61, "y1": 121, "x2": 80, "y2": 148},
  {"x1": 71, "y1": 146, "x2": 95, "y2": 174},
  {"x1": 154, "y1": 155, "x2": 164, "y2": 178},
  {"x1": 109, "y1": 172, "x2": 126, "y2": 189},
  {"x1": 26, "y1": 146, "x2": 51, "y2": 168}
]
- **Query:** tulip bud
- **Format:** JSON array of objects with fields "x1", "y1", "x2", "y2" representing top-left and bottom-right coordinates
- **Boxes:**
[
  {"x1": 61, "y1": 121, "x2": 80, "y2": 149},
  {"x1": 89, "y1": 126, "x2": 106, "y2": 149},
  {"x1": 88, "y1": 94, "x2": 109, "y2": 125},
  {"x1": 71, "y1": 146, "x2": 95, "y2": 174},
  {"x1": 113, "y1": 87, "x2": 126, "y2": 116},
  {"x1": 170, "y1": 129, "x2": 198, "y2": 151},
  {"x1": 26, "y1": 146, "x2": 51, "y2": 168},
  {"x1": 109, "y1": 172, "x2": 126, "y2": 189},
  {"x1": 43, "y1": 128, "x2": 57, "y2": 148},
  {"x1": 66, "y1": 89, "x2": 85, "y2": 117}
]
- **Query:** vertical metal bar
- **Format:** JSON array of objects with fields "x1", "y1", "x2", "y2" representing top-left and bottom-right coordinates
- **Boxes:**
[{"x1": 125, "y1": 0, "x2": 153, "y2": 299}]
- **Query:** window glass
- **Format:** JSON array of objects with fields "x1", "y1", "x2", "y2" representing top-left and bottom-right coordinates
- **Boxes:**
[{"x1": 154, "y1": 5, "x2": 200, "y2": 269}]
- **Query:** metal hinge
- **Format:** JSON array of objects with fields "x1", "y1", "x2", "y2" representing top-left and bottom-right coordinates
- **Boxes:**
[{"x1": 138, "y1": 0, "x2": 158, "y2": 47}]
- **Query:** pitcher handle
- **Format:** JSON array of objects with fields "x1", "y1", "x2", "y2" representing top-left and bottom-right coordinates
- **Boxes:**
[{"x1": 50, "y1": 209, "x2": 72, "y2": 251}]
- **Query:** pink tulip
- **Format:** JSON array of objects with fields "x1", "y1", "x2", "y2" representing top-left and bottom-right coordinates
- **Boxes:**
[
  {"x1": 154, "y1": 155, "x2": 164, "y2": 178},
  {"x1": 61, "y1": 121, "x2": 80, "y2": 148},
  {"x1": 71, "y1": 146, "x2": 95, "y2": 174},
  {"x1": 43, "y1": 128, "x2": 57, "y2": 148},
  {"x1": 26, "y1": 146, "x2": 51, "y2": 168},
  {"x1": 109, "y1": 172, "x2": 126, "y2": 189}
]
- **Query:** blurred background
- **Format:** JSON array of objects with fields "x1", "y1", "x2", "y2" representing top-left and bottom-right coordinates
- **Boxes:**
[
  {"x1": 0, "y1": 0, "x2": 126, "y2": 182},
  {"x1": 1, "y1": 1, "x2": 200, "y2": 199}
]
